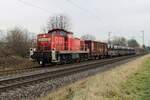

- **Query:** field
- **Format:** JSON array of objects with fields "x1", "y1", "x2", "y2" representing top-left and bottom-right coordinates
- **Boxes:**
[
  {"x1": 40, "y1": 54, "x2": 150, "y2": 100},
  {"x1": 121, "y1": 56, "x2": 150, "y2": 100}
]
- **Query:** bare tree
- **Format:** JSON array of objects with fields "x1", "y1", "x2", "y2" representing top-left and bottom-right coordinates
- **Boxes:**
[
  {"x1": 0, "y1": 30, "x2": 9, "y2": 57},
  {"x1": 81, "y1": 34, "x2": 96, "y2": 41},
  {"x1": 111, "y1": 37, "x2": 127, "y2": 46},
  {"x1": 5, "y1": 27, "x2": 32, "y2": 57},
  {"x1": 127, "y1": 39, "x2": 139, "y2": 47},
  {"x1": 0, "y1": 30, "x2": 6, "y2": 41},
  {"x1": 46, "y1": 14, "x2": 71, "y2": 31}
]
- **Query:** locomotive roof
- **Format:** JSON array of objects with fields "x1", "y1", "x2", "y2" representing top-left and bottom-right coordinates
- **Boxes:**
[{"x1": 48, "y1": 29, "x2": 73, "y2": 34}]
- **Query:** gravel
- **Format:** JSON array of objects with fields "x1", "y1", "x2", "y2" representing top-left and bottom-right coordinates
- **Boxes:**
[{"x1": 0, "y1": 57, "x2": 138, "y2": 100}]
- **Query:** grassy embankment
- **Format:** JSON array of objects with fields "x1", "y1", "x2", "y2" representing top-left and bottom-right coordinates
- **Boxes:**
[
  {"x1": 0, "y1": 56, "x2": 37, "y2": 70},
  {"x1": 121, "y1": 56, "x2": 150, "y2": 100},
  {"x1": 40, "y1": 55, "x2": 150, "y2": 100}
]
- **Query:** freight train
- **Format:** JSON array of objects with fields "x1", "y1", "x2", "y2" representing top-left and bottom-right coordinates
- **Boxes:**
[{"x1": 30, "y1": 29, "x2": 136, "y2": 66}]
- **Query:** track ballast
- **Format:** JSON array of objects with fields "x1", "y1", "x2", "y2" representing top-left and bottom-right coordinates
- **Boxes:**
[{"x1": 0, "y1": 54, "x2": 142, "y2": 93}]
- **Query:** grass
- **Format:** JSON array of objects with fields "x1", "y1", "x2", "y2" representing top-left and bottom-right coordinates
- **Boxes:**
[
  {"x1": 121, "y1": 58, "x2": 150, "y2": 100},
  {"x1": 40, "y1": 54, "x2": 150, "y2": 100},
  {"x1": 0, "y1": 56, "x2": 38, "y2": 70}
]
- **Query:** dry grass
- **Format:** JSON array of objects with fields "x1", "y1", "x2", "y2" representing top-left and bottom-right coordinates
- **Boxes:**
[
  {"x1": 0, "y1": 56, "x2": 37, "y2": 70},
  {"x1": 39, "y1": 54, "x2": 150, "y2": 100}
]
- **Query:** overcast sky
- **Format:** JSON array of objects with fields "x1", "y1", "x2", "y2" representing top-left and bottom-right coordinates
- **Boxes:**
[{"x1": 0, "y1": 0, "x2": 149, "y2": 45}]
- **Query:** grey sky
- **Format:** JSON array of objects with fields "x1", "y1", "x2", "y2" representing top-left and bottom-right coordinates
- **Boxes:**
[{"x1": 0, "y1": 0, "x2": 149, "y2": 45}]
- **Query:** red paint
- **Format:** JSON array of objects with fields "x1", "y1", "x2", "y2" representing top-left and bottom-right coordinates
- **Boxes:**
[{"x1": 36, "y1": 29, "x2": 93, "y2": 53}]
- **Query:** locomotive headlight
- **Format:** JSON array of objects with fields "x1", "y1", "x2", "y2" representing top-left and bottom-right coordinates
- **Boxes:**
[
  {"x1": 43, "y1": 34, "x2": 46, "y2": 38},
  {"x1": 33, "y1": 48, "x2": 36, "y2": 51},
  {"x1": 39, "y1": 61, "x2": 43, "y2": 65}
]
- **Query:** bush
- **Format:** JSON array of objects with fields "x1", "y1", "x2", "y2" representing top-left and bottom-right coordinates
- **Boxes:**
[{"x1": 5, "y1": 27, "x2": 33, "y2": 57}]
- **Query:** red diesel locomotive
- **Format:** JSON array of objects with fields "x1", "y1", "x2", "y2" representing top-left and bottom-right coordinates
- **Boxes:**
[
  {"x1": 31, "y1": 29, "x2": 108, "y2": 65},
  {"x1": 31, "y1": 29, "x2": 137, "y2": 65}
]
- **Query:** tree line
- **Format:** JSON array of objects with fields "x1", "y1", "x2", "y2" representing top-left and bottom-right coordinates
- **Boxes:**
[
  {"x1": 110, "y1": 37, "x2": 140, "y2": 47},
  {"x1": 0, "y1": 14, "x2": 149, "y2": 58},
  {"x1": 0, "y1": 27, "x2": 34, "y2": 57}
]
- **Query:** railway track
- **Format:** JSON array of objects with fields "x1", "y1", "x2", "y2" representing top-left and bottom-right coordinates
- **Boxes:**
[
  {"x1": 0, "y1": 67, "x2": 38, "y2": 76},
  {"x1": 0, "y1": 58, "x2": 108, "y2": 76},
  {"x1": 0, "y1": 57, "x2": 121, "y2": 76},
  {"x1": 0, "y1": 54, "x2": 143, "y2": 93},
  {"x1": 0, "y1": 63, "x2": 70, "y2": 76}
]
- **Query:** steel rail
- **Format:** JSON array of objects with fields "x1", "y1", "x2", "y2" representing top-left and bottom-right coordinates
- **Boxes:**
[
  {"x1": 0, "y1": 58, "x2": 112, "y2": 76},
  {"x1": 0, "y1": 54, "x2": 143, "y2": 93}
]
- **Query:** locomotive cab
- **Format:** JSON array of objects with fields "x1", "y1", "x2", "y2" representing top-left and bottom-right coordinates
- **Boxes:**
[{"x1": 37, "y1": 34, "x2": 51, "y2": 51}]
